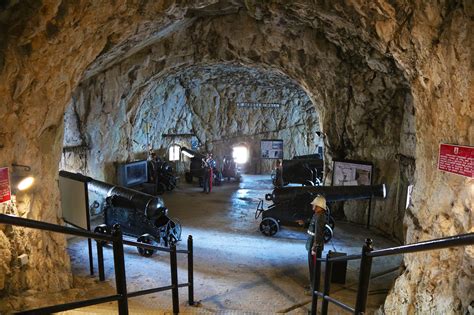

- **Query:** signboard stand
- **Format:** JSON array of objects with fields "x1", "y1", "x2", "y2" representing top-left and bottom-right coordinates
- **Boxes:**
[
  {"x1": 261, "y1": 139, "x2": 284, "y2": 159},
  {"x1": 331, "y1": 159, "x2": 374, "y2": 229},
  {"x1": 59, "y1": 171, "x2": 94, "y2": 276}
]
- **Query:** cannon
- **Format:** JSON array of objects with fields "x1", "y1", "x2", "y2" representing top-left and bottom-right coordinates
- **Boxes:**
[
  {"x1": 274, "y1": 155, "x2": 324, "y2": 187},
  {"x1": 147, "y1": 157, "x2": 177, "y2": 193},
  {"x1": 255, "y1": 184, "x2": 386, "y2": 238},
  {"x1": 89, "y1": 179, "x2": 182, "y2": 257},
  {"x1": 182, "y1": 147, "x2": 223, "y2": 186},
  {"x1": 221, "y1": 155, "x2": 241, "y2": 181}
]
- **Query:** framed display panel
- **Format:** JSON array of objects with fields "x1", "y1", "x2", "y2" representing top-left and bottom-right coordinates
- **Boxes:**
[
  {"x1": 332, "y1": 159, "x2": 373, "y2": 186},
  {"x1": 59, "y1": 174, "x2": 90, "y2": 229},
  {"x1": 59, "y1": 171, "x2": 95, "y2": 275},
  {"x1": 261, "y1": 139, "x2": 284, "y2": 159},
  {"x1": 331, "y1": 159, "x2": 374, "y2": 229},
  {"x1": 117, "y1": 160, "x2": 148, "y2": 187}
]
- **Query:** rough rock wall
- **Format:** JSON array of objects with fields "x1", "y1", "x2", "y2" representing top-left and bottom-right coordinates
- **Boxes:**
[
  {"x1": 379, "y1": 2, "x2": 474, "y2": 313},
  {"x1": 61, "y1": 10, "x2": 408, "y2": 236},
  {"x1": 131, "y1": 66, "x2": 321, "y2": 174},
  {"x1": 1, "y1": 1, "x2": 408, "y2": 297},
  {"x1": 0, "y1": 0, "x2": 214, "y2": 297},
  {"x1": 0, "y1": 0, "x2": 470, "y2": 313},
  {"x1": 62, "y1": 64, "x2": 321, "y2": 180}
]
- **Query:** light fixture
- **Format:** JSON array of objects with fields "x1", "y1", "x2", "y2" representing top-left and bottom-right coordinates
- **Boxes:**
[
  {"x1": 17, "y1": 176, "x2": 35, "y2": 191},
  {"x1": 11, "y1": 163, "x2": 35, "y2": 192}
]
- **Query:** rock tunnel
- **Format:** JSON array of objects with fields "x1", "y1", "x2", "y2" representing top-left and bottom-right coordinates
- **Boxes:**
[{"x1": 0, "y1": 1, "x2": 472, "y2": 313}]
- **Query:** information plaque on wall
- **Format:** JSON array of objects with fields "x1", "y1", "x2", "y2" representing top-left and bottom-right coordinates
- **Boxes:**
[
  {"x1": 332, "y1": 160, "x2": 373, "y2": 186},
  {"x1": 0, "y1": 167, "x2": 11, "y2": 204},
  {"x1": 438, "y1": 144, "x2": 473, "y2": 178},
  {"x1": 261, "y1": 139, "x2": 283, "y2": 159}
]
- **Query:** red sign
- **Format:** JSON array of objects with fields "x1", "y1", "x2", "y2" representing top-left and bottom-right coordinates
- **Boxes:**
[
  {"x1": 0, "y1": 167, "x2": 11, "y2": 203},
  {"x1": 438, "y1": 144, "x2": 473, "y2": 178}
]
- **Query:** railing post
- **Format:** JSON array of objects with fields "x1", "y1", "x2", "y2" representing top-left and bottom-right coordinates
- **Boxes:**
[
  {"x1": 96, "y1": 240, "x2": 105, "y2": 281},
  {"x1": 188, "y1": 235, "x2": 194, "y2": 306},
  {"x1": 321, "y1": 250, "x2": 334, "y2": 315},
  {"x1": 355, "y1": 238, "x2": 374, "y2": 315},
  {"x1": 170, "y1": 243, "x2": 180, "y2": 314},
  {"x1": 310, "y1": 247, "x2": 323, "y2": 315},
  {"x1": 111, "y1": 224, "x2": 128, "y2": 315},
  {"x1": 88, "y1": 238, "x2": 94, "y2": 276}
]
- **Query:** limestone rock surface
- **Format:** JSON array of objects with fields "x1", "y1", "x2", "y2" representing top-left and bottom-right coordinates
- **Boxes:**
[
  {"x1": 62, "y1": 64, "x2": 321, "y2": 179},
  {"x1": 0, "y1": 0, "x2": 471, "y2": 313}
]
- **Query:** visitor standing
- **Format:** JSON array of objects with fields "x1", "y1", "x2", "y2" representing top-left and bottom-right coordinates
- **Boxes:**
[{"x1": 202, "y1": 153, "x2": 213, "y2": 193}]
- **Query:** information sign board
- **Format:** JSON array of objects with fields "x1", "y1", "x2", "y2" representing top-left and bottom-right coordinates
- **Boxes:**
[
  {"x1": 261, "y1": 139, "x2": 283, "y2": 159},
  {"x1": 332, "y1": 160, "x2": 373, "y2": 186},
  {"x1": 0, "y1": 167, "x2": 11, "y2": 204},
  {"x1": 438, "y1": 144, "x2": 473, "y2": 178}
]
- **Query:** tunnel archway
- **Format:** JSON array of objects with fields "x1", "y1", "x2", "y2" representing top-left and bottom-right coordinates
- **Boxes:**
[
  {"x1": 59, "y1": 8, "x2": 412, "y2": 241},
  {"x1": 0, "y1": 2, "x2": 470, "y2": 313}
]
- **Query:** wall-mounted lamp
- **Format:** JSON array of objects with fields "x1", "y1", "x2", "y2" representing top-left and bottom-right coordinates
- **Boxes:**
[{"x1": 11, "y1": 164, "x2": 35, "y2": 192}]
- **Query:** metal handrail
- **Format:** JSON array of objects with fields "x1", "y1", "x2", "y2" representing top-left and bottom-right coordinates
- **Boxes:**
[
  {"x1": 0, "y1": 213, "x2": 194, "y2": 315},
  {"x1": 368, "y1": 233, "x2": 474, "y2": 257},
  {"x1": 16, "y1": 294, "x2": 122, "y2": 315},
  {"x1": 121, "y1": 239, "x2": 190, "y2": 254},
  {"x1": 311, "y1": 232, "x2": 474, "y2": 315},
  {"x1": 317, "y1": 253, "x2": 362, "y2": 262},
  {"x1": 0, "y1": 214, "x2": 112, "y2": 241}
]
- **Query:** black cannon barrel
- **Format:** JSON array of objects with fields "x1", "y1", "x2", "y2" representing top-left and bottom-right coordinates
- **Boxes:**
[
  {"x1": 87, "y1": 177, "x2": 166, "y2": 216},
  {"x1": 181, "y1": 147, "x2": 205, "y2": 160},
  {"x1": 270, "y1": 184, "x2": 386, "y2": 203},
  {"x1": 292, "y1": 154, "x2": 322, "y2": 160},
  {"x1": 283, "y1": 158, "x2": 323, "y2": 169}
]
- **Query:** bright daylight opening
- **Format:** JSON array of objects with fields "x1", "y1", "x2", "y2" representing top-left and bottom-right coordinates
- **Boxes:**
[{"x1": 232, "y1": 146, "x2": 249, "y2": 164}]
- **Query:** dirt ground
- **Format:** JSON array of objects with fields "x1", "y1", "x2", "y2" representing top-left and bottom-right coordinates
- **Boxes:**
[{"x1": 1, "y1": 175, "x2": 402, "y2": 314}]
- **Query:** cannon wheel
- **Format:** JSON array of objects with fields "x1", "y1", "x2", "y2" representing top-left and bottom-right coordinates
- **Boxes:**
[
  {"x1": 213, "y1": 171, "x2": 223, "y2": 186},
  {"x1": 327, "y1": 216, "x2": 335, "y2": 230},
  {"x1": 259, "y1": 217, "x2": 279, "y2": 236},
  {"x1": 185, "y1": 172, "x2": 193, "y2": 183},
  {"x1": 94, "y1": 224, "x2": 110, "y2": 246},
  {"x1": 166, "y1": 219, "x2": 182, "y2": 245},
  {"x1": 167, "y1": 177, "x2": 177, "y2": 191},
  {"x1": 136, "y1": 234, "x2": 157, "y2": 257},
  {"x1": 324, "y1": 225, "x2": 333, "y2": 243},
  {"x1": 255, "y1": 200, "x2": 265, "y2": 219}
]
